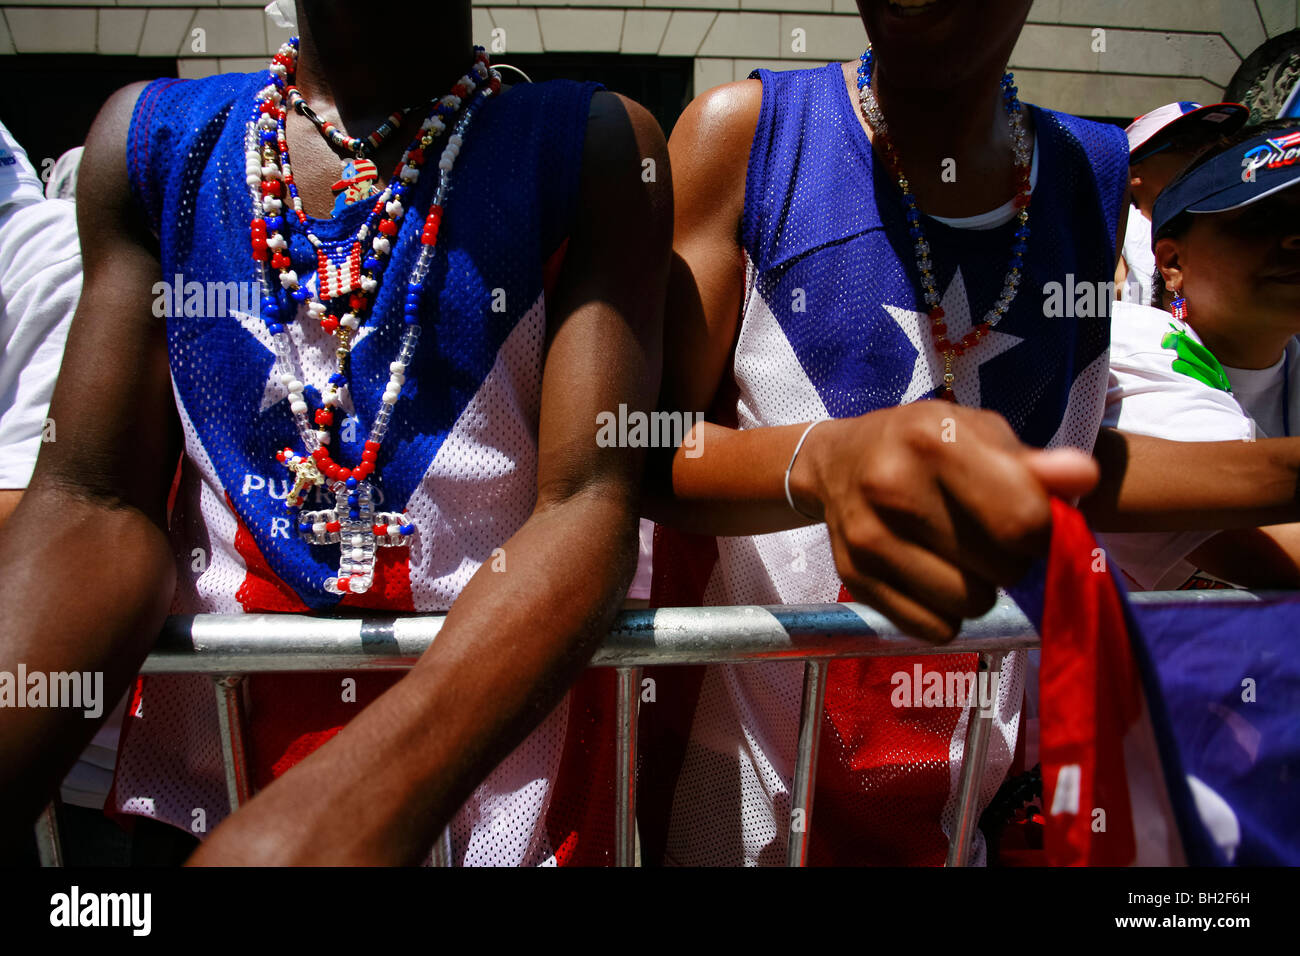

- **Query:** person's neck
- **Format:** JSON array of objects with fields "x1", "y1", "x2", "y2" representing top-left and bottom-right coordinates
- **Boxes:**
[
  {"x1": 1194, "y1": 318, "x2": 1294, "y2": 371},
  {"x1": 293, "y1": 2, "x2": 475, "y2": 128},
  {"x1": 1132, "y1": 189, "x2": 1156, "y2": 221},
  {"x1": 871, "y1": 60, "x2": 1012, "y2": 214}
]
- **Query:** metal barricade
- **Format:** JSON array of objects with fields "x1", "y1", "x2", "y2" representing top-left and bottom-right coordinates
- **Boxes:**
[{"x1": 33, "y1": 588, "x2": 1269, "y2": 867}]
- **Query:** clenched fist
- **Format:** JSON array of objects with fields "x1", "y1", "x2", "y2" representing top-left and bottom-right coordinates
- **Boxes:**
[{"x1": 788, "y1": 402, "x2": 1099, "y2": 642}]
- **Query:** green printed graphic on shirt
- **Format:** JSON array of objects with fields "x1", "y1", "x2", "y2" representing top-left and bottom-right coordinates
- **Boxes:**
[{"x1": 1161, "y1": 325, "x2": 1232, "y2": 392}]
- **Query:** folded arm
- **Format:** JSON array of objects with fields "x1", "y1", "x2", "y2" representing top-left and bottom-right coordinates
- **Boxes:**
[{"x1": 0, "y1": 83, "x2": 182, "y2": 854}]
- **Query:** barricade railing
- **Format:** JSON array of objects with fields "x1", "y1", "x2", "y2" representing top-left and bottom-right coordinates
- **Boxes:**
[{"x1": 33, "y1": 588, "x2": 1267, "y2": 867}]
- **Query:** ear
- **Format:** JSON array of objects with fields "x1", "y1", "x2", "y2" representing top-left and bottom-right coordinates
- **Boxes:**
[{"x1": 1154, "y1": 236, "x2": 1184, "y2": 294}]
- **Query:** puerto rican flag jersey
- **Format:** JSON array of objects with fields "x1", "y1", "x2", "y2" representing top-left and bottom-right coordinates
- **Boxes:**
[
  {"x1": 643, "y1": 63, "x2": 1128, "y2": 866},
  {"x1": 114, "y1": 72, "x2": 617, "y2": 865}
]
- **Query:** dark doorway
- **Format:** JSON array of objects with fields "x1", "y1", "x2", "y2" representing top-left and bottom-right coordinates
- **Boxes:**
[
  {"x1": 0, "y1": 54, "x2": 177, "y2": 170},
  {"x1": 489, "y1": 53, "x2": 693, "y2": 138}
]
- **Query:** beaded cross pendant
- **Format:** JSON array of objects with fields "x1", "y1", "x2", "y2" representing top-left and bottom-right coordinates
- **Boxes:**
[{"x1": 278, "y1": 451, "x2": 414, "y2": 595}]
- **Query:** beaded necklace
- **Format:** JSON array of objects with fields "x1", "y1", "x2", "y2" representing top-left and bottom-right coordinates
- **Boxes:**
[
  {"x1": 285, "y1": 87, "x2": 407, "y2": 159},
  {"x1": 248, "y1": 39, "x2": 500, "y2": 595},
  {"x1": 856, "y1": 48, "x2": 1032, "y2": 401}
]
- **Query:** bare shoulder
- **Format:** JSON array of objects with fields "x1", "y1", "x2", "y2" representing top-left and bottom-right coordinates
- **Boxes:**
[
  {"x1": 673, "y1": 79, "x2": 763, "y2": 150},
  {"x1": 577, "y1": 90, "x2": 671, "y2": 228},
  {"x1": 668, "y1": 79, "x2": 762, "y2": 190},
  {"x1": 77, "y1": 81, "x2": 156, "y2": 253},
  {"x1": 80, "y1": 81, "x2": 151, "y2": 196},
  {"x1": 588, "y1": 90, "x2": 663, "y2": 142},
  {"x1": 582, "y1": 90, "x2": 669, "y2": 182}
]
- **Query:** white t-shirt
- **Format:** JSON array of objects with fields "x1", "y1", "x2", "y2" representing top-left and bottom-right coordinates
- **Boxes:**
[
  {"x1": 0, "y1": 118, "x2": 47, "y2": 214},
  {"x1": 626, "y1": 517, "x2": 654, "y2": 601},
  {"x1": 1119, "y1": 206, "x2": 1154, "y2": 306},
  {"x1": 1099, "y1": 300, "x2": 1300, "y2": 589},
  {"x1": 0, "y1": 198, "x2": 81, "y2": 487}
]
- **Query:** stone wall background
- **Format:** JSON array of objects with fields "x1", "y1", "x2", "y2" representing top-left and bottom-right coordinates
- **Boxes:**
[{"x1": 0, "y1": 1, "x2": 1296, "y2": 121}]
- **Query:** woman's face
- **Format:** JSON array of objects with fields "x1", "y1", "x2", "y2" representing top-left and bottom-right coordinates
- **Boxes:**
[
  {"x1": 855, "y1": 0, "x2": 1033, "y2": 89},
  {"x1": 1164, "y1": 185, "x2": 1300, "y2": 327}
]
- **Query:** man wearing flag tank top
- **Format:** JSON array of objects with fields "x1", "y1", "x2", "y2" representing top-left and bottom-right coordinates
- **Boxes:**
[{"x1": 0, "y1": 0, "x2": 671, "y2": 865}]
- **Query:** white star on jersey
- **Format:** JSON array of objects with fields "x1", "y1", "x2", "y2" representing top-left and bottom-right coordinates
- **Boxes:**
[
  {"x1": 232, "y1": 304, "x2": 373, "y2": 418},
  {"x1": 886, "y1": 267, "x2": 1023, "y2": 407}
]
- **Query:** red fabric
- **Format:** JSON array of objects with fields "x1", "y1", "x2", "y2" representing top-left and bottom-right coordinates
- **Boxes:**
[
  {"x1": 220, "y1": 492, "x2": 406, "y2": 792},
  {"x1": 808, "y1": 585, "x2": 975, "y2": 866},
  {"x1": 542, "y1": 237, "x2": 569, "y2": 303},
  {"x1": 104, "y1": 677, "x2": 149, "y2": 831},
  {"x1": 635, "y1": 523, "x2": 719, "y2": 866},
  {"x1": 545, "y1": 669, "x2": 618, "y2": 866},
  {"x1": 336, "y1": 546, "x2": 416, "y2": 612},
  {"x1": 1039, "y1": 499, "x2": 1140, "y2": 865},
  {"x1": 228, "y1": 491, "x2": 310, "y2": 614}
]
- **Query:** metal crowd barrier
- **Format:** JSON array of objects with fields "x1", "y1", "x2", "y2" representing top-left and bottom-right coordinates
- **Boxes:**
[{"x1": 34, "y1": 588, "x2": 1268, "y2": 867}]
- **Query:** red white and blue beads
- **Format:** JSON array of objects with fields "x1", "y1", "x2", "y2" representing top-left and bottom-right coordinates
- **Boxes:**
[
  {"x1": 284, "y1": 87, "x2": 406, "y2": 158},
  {"x1": 248, "y1": 40, "x2": 500, "y2": 594},
  {"x1": 857, "y1": 48, "x2": 1032, "y2": 401}
]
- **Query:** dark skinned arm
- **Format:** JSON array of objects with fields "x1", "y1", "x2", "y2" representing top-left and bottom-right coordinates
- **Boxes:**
[
  {"x1": 1082, "y1": 429, "x2": 1300, "y2": 531},
  {"x1": 188, "y1": 90, "x2": 670, "y2": 865},
  {"x1": 1186, "y1": 525, "x2": 1300, "y2": 588},
  {"x1": 0, "y1": 490, "x2": 21, "y2": 529},
  {"x1": 0, "y1": 82, "x2": 182, "y2": 855}
]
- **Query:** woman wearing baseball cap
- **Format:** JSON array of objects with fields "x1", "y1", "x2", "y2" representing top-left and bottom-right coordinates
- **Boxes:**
[{"x1": 1102, "y1": 119, "x2": 1300, "y2": 590}]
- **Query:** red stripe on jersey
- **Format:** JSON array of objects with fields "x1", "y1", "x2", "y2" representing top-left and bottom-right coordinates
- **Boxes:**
[
  {"x1": 246, "y1": 672, "x2": 403, "y2": 790},
  {"x1": 545, "y1": 669, "x2": 618, "y2": 866},
  {"x1": 225, "y1": 491, "x2": 310, "y2": 613},
  {"x1": 635, "y1": 523, "x2": 719, "y2": 866},
  {"x1": 103, "y1": 676, "x2": 148, "y2": 830},
  {"x1": 337, "y1": 543, "x2": 416, "y2": 612},
  {"x1": 542, "y1": 237, "x2": 569, "y2": 305},
  {"x1": 221, "y1": 493, "x2": 405, "y2": 796},
  {"x1": 812, "y1": 594, "x2": 974, "y2": 866}
]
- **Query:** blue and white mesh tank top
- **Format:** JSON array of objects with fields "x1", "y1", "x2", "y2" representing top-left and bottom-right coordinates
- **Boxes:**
[
  {"x1": 115, "y1": 71, "x2": 617, "y2": 866},
  {"x1": 656, "y1": 62, "x2": 1129, "y2": 867},
  {"x1": 128, "y1": 71, "x2": 598, "y2": 615}
]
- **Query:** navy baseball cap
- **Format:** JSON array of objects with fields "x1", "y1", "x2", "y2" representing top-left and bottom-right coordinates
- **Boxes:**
[{"x1": 1152, "y1": 125, "x2": 1300, "y2": 237}]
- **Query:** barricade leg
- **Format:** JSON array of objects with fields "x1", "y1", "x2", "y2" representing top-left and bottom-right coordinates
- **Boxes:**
[
  {"x1": 615, "y1": 666, "x2": 640, "y2": 867},
  {"x1": 34, "y1": 803, "x2": 62, "y2": 867},
  {"x1": 945, "y1": 651, "x2": 1006, "y2": 866},
  {"x1": 429, "y1": 827, "x2": 454, "y2": 867},
  {"x1": 213, "y1": 675, "x2": 252, "y2": 813},
  {"x1": 787, "y1": 660, "x2": 829, "y2": 867}
]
